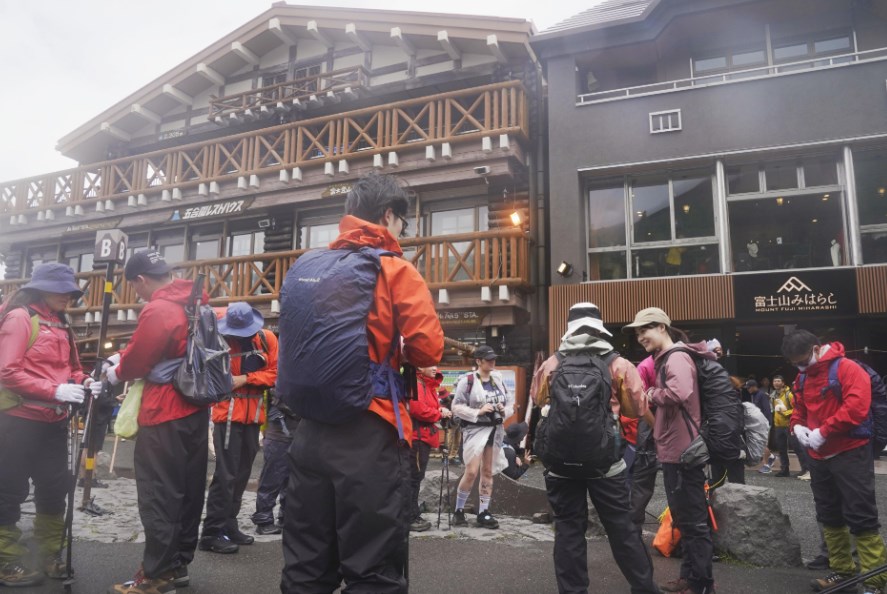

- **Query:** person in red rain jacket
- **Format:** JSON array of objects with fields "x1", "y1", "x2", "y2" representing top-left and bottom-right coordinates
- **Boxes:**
[
  {"x1": 103, "y1": 250, "x2": 210, "y2": 594},
  {"x1": 786, "y1": 330, "x2": 887, "y2": 594},
  {"x1": 200, "y1": 303, "x2": 278, "y2": 553},
  {"x1": 408, "y1": 366, "x2": 451, "y2": 532},
  {"x1": 0, "y1": 263, "x2": 94, "y2": 586}
]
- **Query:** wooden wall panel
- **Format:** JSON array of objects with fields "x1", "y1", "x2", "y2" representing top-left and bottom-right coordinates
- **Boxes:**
[
  {"x1": 857, "y1": 265, "x2": 887, "y2": 314},
  {"x1": 549, "y1": 276, "x2": 734, "y2": 352}
]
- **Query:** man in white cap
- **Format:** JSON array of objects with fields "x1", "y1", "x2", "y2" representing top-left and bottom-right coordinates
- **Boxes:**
[{"x1": 530, "y1": 302, "x2": 658, "y2": 594}]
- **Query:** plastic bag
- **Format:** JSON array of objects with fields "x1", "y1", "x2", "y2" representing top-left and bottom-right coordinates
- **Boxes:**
[
  {"x1": 114, "y1": 380, "x2": 144, "y2": 439},
  {"x1": 653, "y1": 506, "x2": 681, "y2": 557}
]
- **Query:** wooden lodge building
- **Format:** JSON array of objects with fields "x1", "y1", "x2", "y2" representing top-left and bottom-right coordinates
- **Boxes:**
[
  {"x1": 0, "y1": 5, "x2": 545, "y2": 368},
  {"x1": 532, "y1": 0, "x2": 887, "y2": 378}
]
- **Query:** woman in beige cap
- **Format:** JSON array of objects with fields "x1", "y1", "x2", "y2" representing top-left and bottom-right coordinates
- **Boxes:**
[{"x1": 623, "y1": 307, "x2": 715, "y2": 594}]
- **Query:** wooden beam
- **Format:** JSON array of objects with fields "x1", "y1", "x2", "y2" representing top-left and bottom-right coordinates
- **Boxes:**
[
  {"x1": 269, "y1": 17, "x2": 298, "y2": 45},
  {"x1": 307, "y1": 20, "x2": 334, "y2": 48},
  {"x1": 100, "y1": 122, "x2": 131, "y2": 142},
  {"x1": 130, "y1": 104, "x2": 162, "y2": 125},
  {"x1": 437, "y1": 30, "x2": 461, "y2": 61},
  {"x1": 162, "y1": 84, "x2": 193, "y2": 106},
  {"x1": 345, "y1": 23, "x2": 372, "y2": 52},
  {"x1": 390, "y1": 27, "x2": 415, "y2": 56},
  {"x1": 486, "y1": 34, "x2": 508, "y2": 64},
  {"x1": 231, "y1": 42, "x2": 260, "y2": 66},
  {"x1": 196, "y1": 63, "x2": 225, "y2": 86}
]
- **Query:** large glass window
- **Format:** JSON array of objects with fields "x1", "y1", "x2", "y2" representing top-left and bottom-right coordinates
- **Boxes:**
[
  {"x1": 429, "y1": 206, "x2": 489, "y2": 282},
  {"x1": 764, "y1": 161, "x2": 799, "y2": 191},
  {"x1": 727, "y1": 164, "x2": 760, "y2": 194},
  {"x1": 854, "y1": 151, "x2": 887, "y2": 264},
  {"x1": 152, "y1": 229, "x2": 185, "y2": 265},
  {"x1": 228, "y1": 231, "x2": 265, "y2": 257},
  {"x1": 585, "y1": 168, "x2": 717, "y2": 280},
  {"x1": 729, "y1": 193, "x2": 845, "y2": 271},
  {"x1": 299, "y1": 223, "x2": 339, "y2": 249}
]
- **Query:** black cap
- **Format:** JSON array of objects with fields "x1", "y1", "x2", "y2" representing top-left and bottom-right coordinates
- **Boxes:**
[
  {"x1": 474, "y1": 345, "x2": 498, "y2": 360},
  {"x1": 125, "y1": 250, "x2": 172, "y2": 280},
  {"x1": 745, "y1": 379, "x2": 758, "y2": 389}
]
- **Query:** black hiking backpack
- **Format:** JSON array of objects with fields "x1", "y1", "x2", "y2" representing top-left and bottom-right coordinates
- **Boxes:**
[
  {"x1": 658, "y1": 347, "x2": 745, "y2": 462},
  {"x1": 534, "y1": 351, "x2": 624, "y2": 478}
]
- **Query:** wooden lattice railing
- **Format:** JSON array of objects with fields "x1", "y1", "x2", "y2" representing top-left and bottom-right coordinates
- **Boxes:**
[
  {"x1": 208, "y1": 65, "x2": 369, "y2": 120},
  {"x1": 0, "y1": 229, "x2": 529, "y2": 312},
  {"x1": 1, "y1": 81, "x2": 528, "y2": 216}
]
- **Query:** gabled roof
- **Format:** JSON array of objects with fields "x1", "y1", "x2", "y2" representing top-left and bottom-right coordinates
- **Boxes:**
[
  {"x1": 56, "y1": 3, "x2": 535, "y2": 164},
  {"x1": 535, "y1": 0, "x2": 660, "y2": 40}
]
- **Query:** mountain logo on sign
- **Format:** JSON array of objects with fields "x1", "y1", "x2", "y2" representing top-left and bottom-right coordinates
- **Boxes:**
[{"x1": 777, "y1": 277, "x2": 812, "y2": 293}]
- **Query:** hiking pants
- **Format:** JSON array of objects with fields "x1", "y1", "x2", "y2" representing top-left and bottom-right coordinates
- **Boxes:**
[
  {"x1": 203, "y1": 422, "x2": 260, "y2": 537},
  {"x1": 253, "y1": 435, "x2": 292, "y2": 526},
  {"x1": 773, "y1": 426, "x2": 790, "y2": 473},
  {"x1": 709, "y1": 457, "x2": 745, "y2": 485},
  {"x1": 0, "y1": 415, "x2": 68, "y2": 563},
  {"x1": 662, "y1": 463, "x2": 714, "y2": 593},
  {"x1": 135, "y1": 409, "x2": 208, "y2": 578},
  {"x1": 281, "y1": 411, "x2": 410, "y2": 594},
  {"x1": 545, "y1": 471, "x2": 658, "y2": 594},
  {"x1": 409, "y1": 440, "x2": 431, "y2": 521},
  {"x1": 630, "y1": 448, "x2": 659, "y2": 534}
]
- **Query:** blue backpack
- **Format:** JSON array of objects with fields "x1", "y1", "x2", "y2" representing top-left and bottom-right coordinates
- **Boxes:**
[
  {"x1": 276, "y1": 247, "x2": 407, "y2": 438},
  {"x1": 798, "y1": 357, "x2": 887, "y2": 451}
]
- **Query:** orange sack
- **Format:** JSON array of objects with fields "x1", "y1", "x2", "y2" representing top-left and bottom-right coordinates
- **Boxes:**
[{"x1": 653, "y1": 507, "x2": 681, "y2": 558}]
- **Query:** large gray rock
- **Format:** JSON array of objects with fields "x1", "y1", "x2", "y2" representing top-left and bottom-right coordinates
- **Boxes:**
[{"x1": 710, "y1": 483, "x2": 803, "y2": 567}]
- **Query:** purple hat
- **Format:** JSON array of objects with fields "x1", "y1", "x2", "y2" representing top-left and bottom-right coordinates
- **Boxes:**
[
  {"x1": 22, "y1": 263, "x2": 83, "y2": 297},
  {"x1": 219, "y1": 302, "x2": 264, "y2": 337}
]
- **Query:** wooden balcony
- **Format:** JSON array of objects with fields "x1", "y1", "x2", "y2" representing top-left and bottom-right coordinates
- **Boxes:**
[
  {"x1": 0, "y1": 229, "x2": 530, "y2": 314},
  {"x1": 208, "y1": 65, "x2": 369, "y2": 121},
  {"x1": 0, "y1": 80, "x2": 529, "y2": 217}
]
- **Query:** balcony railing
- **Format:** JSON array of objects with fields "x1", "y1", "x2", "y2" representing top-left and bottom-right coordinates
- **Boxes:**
[
  {"x1": 0, "y1": 229, "x2": 530, "y2": 313},
  {"x1": 1, "y1": 80, "x2": 529, "y2": 217},
  {"x1": 577, "y1": 46, "x2": 887, "y2": 105},
  {"x1": 208, "y1": 65, "x2": 369, "y2": 121}
]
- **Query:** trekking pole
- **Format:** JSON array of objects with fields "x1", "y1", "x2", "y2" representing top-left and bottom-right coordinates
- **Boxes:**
[
  {"x1": 61, "y1": 402, "x2": 79, "y2": 592},
  {"x1": 437, "y1": 422, "x2": 449, "y2": 529},
  {"x1": 80, "y1": 259, "x2": 118, "y2": 516},
  {"x1": 820, "y1": 562, "x2": 887, "y2": 594}
]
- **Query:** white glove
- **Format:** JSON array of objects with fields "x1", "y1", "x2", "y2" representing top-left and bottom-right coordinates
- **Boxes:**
[
  {"x1": 774, "y1": 402, "x2": 786, "y2": 413},
  {"x1": 794, "y1": 425, "x2": 811, "y2": 447},
  {"x1": 102, "y1": 353, "x2": 121, "y2": 374},
  {"x1": 54, "y1": 384, "x2": 85, "y2": 404},
  {"x1": 808, "y1": 428, "x2": 826, "y2": 451},
  {"x1": 106, "y1": 364, "x2": 121, "y2": 386},
  {"x1": 89, "y1": 380, "x2": 104, "y2": 398}
]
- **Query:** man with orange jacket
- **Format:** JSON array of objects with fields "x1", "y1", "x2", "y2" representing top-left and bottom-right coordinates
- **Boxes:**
[
  {"x1": 199, "y1": 302, "x2": 278, "y2": 554},
  {"x1": 408, "y1": 366, "x2": 451, "y2": 532},
  {"x1": 278, "y1": 172, "x2": 444, "y2": 593}
]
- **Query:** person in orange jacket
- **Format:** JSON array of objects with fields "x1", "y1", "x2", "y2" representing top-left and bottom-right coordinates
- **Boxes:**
[
  {"x1": 279, "y1": 172, "x2": 444, "y2": 593},
  {"x1": 408, "y1": 366, "x2": 451, "y2": 532},
  {"x1": 200, "y1": 302, "x2": 278, "y2": 554}
]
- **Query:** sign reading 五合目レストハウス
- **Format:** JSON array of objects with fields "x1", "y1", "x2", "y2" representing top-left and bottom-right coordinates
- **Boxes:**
[
  {"x1": 169, "y1": 197, "x2": 254, "y2": 222},
  {"x1": 733, "y1": 269, "x2": 858, "y2": 319}
]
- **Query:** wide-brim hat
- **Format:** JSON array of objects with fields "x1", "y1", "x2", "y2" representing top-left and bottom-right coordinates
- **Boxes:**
[
  {"x1": 218, "y1": 302, "x2": 264, "y2": 337},
  {"x1": 21, "y1": 262, "x2": 83, "y2": 298},
  {"x1": 622, "y1": 307, "x2": 672, "y2": 334},
  {"x1": 562, "y1": 302, "x2": 612, "y2": 340}
]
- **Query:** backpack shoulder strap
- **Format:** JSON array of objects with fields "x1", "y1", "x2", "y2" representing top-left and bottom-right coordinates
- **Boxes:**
[
  {"x1": 27, "y1": 314, "x2": 40, "y2": 349},
  {"x1": 825, "y1": 357, "x2": 844, "y2": 400},
  {"x1": 256, "y1": 329, "x2": 270, "y2": 354}
]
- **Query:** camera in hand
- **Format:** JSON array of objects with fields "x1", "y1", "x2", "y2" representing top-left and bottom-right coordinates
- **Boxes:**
[{"x1": 487, "y1": 409, "x2": 504, "y2": 425}]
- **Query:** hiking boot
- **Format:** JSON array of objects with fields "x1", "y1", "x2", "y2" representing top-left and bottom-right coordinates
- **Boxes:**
[
  {"x1": 798, "y1": 471, "x2": 812, "y2": 481},
  {"x1": 811, "y1": 572, "x2": 856, "y2": 592},
  {"x1": 806, "y1": 554, "x2": 829, "y2": 570},
  {"x1": 43, "y1": 552, "x2": 70, "y2": 579},
  {"x1": 198, "y1": 535, "x2": 239, "y2": 554},
  {"x1": 775, "y1": 469, "x2": 790, "y2": 477},
  {"x1": 108, "y1": 574, "x2": 175, "y2": 594},
  {"x1": 225, "y1": 528, "x2": 254, "y2": 545},
  {"x1": 476, "y1": 511, "x2": 499, "y2": 529},
  {"x1": 255, "y1": 523, "x2": 282, "y2": 536},
  {"x1": 659, "y1": 577, "x2": 691, "y2": 592},
  {"x1": 410, "y1": 518, "x2": 432, "y2": 532},
  {"x1": 0, "y1": 562, "x2": 43, "y2": 587},
  {"x1": 863, "y1": 584, "x2": 883, "y2": 594},
  {"x1": 451, "y1": 509, "x2": 468, "y2": 527},
  {"x1": 160, "y1": 565, "x2": 189, "y2": 588}
]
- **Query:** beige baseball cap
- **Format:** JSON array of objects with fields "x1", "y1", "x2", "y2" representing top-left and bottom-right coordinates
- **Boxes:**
[{"x1": 622, "y1": 307, "x2": 672, "y2": 334}]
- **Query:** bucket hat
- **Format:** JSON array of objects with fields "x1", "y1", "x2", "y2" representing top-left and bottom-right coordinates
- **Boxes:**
[
  {"x1": 219, "y1": 302, "x2": 264, "y2": 337},
  {"x1": 21, "y1": 263, "x2": 83, "y2": 297},
  {"x1": 561, "y1": 302, "x2": 612, "y2": 340}
]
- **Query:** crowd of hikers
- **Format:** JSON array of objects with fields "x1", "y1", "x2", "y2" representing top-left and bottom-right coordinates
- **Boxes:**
[{"x1": 1, "y1": 171, "x2": 886, "y2": 594}]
